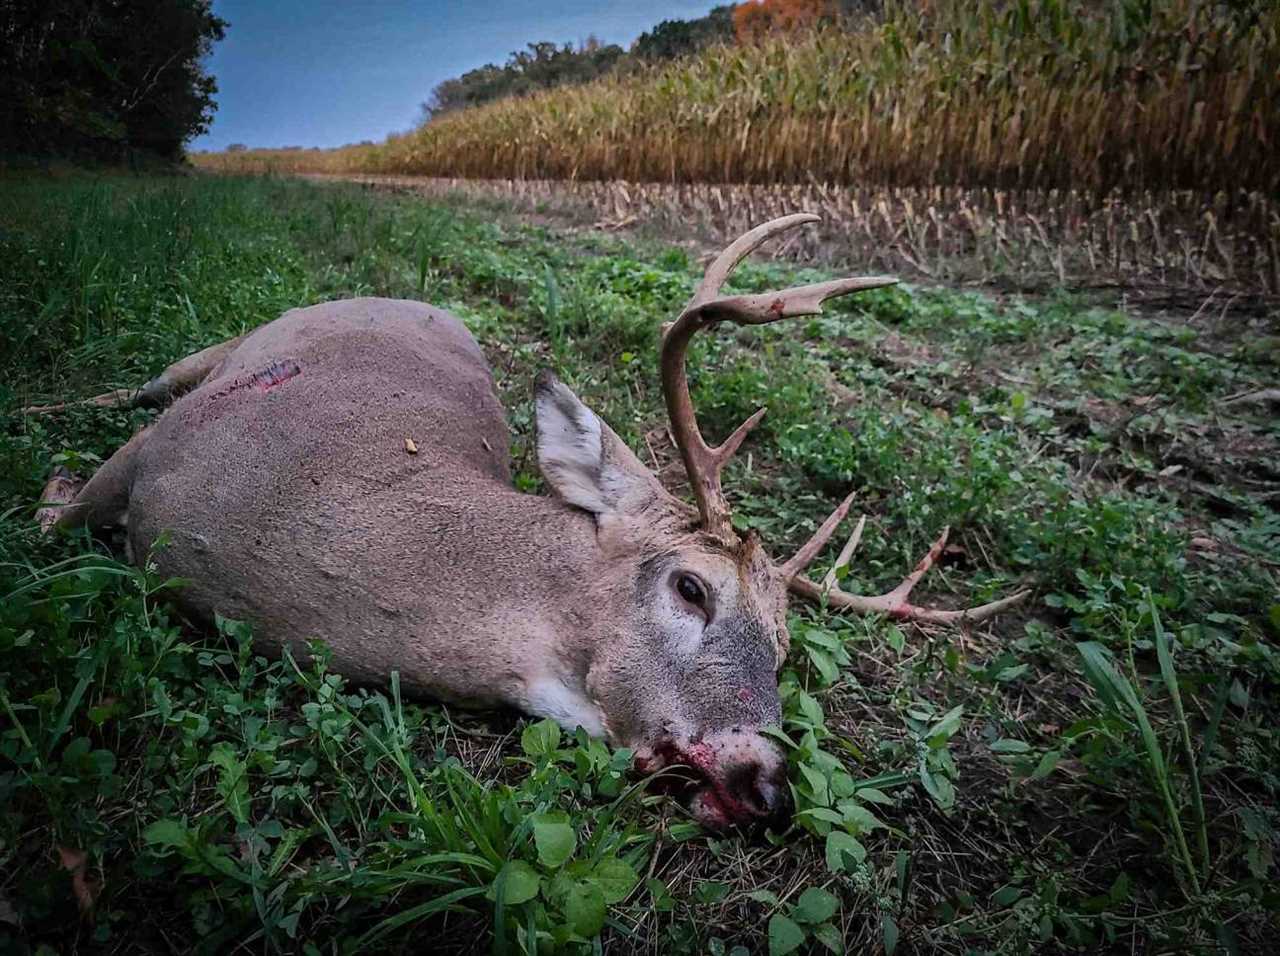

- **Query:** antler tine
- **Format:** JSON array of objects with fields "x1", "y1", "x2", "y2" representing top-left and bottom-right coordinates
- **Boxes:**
[
  {"x1": 661, "y1": 214, "x2": 897, "y2": 537},
  {"x1": 779, "y1": 491, "x2": 857, "y2": 579},
  {"x1": 701, "y1": 275, "x2": 898, "y2": 325},
  {"x1": 688, "y1": 213, "x2": 821, "y2": 309},
  {"x1": 822, "y1": 515, "x2": 866, "y2": 590},
  {"x1": 785, "y1": 509, "x2": 1031, "y2": 625}
]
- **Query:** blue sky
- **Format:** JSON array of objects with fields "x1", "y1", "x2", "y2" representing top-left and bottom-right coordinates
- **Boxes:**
[{"x1": 194, "y1": 1, "x2": 719, "y2": 151}]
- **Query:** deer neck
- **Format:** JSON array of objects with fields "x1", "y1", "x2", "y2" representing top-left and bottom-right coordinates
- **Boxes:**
[{"x1": 478, "y1": 488, "x2": 618, "y2": 736}]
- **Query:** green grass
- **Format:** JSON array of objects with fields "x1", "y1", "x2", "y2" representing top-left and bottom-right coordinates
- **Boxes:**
[{"x1": 1, "y1": 173, "x2": 1277, "y2": 954}]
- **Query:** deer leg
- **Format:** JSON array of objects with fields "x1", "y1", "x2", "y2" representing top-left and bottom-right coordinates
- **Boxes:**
[
  {"x1": 33, "y1": 335, "x2": 247, "y2": 536},
  {"x1": 37, "y1": 426, "x2": 152, "y2": 535},
  {"x1": 35, "y1": 467, "x2": 86, "y2": 534},
  {"x1": 23, "y1": 334, "x2": 247, "y2": 415}
]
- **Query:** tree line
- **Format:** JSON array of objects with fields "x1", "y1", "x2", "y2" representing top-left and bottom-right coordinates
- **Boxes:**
[{"x1": 0, "y1": 0, "x2": 225, "y2": 162}]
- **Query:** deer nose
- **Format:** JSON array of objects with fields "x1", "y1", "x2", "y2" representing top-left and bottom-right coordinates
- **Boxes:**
[{"x1": 725, "y1": 759, "x2": 790, "y2": 822}]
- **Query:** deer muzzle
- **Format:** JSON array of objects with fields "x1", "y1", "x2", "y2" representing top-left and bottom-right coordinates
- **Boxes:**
[{"x1": 637, "y1": 727, "x2": 789, "y2": 829}]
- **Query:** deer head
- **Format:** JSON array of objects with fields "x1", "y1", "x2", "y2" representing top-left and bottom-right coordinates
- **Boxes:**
[
  {"x1": 531, "y1": 217, "x2": 847, "y2": 827},
  {"x1": 536, "y1": 365, "x2": 794, "y2": 827},
  {"x1": 533, "y1": 215, "x2": 1028, "y2": 828}
]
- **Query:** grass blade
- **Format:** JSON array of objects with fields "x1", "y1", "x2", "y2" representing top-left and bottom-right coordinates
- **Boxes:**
[
  {"x1": 354, "y1": 885, "x2": 487, "y2": 950},
  {"x1": 1077, "y1": 641, "x2": 1201, "y2": 896},
  {"x1": 1148, "y1": 592, "x2": 1209, "y2": 881}
]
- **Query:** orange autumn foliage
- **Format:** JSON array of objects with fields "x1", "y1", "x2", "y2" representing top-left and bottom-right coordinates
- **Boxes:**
[{"x1": 732, "y1": 0, "x2": 834, "y2": 41}]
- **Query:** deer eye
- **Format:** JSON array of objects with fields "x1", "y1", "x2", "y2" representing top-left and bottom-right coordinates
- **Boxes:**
[{"x1": 675, "y1": 573, "x2": 707, "y2": 608}]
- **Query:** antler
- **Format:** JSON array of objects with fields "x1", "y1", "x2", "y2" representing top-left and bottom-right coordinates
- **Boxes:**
[
  {"x1": 661, "y1": 214, "x2": 896, "y2": 538},
  {"x1": 783, "y1": 508, "x2": 1031, "y2": 625},
  {"x1": 659, "y1": 214, "x2": 1026, "y2": 624}
]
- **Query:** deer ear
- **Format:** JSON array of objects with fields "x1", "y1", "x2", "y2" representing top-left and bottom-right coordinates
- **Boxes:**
[{"x1": 535, "y1": 371, "x2": 658, "y2": 516}]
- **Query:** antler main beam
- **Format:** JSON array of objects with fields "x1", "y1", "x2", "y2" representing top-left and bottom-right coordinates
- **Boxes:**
[{"x1": 661, "y1": 215, "x2": 896, "y2": 539}]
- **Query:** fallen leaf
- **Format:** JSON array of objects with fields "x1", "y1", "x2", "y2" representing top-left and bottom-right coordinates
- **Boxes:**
[{"x1": 58, "y1": 846, "x2": 101, "y2": 917}]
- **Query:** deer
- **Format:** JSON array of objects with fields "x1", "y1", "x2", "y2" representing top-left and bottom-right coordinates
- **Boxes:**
[{"x1": 32, "y1": 214, "x2": 1028, "y2": 828}]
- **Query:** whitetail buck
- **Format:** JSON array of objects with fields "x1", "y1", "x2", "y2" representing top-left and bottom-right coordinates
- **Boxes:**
[{"x1": 34, "y1": 214, "x2": 1027, "y2": 827}]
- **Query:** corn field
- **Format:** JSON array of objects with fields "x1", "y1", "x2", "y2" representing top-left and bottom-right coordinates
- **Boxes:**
[
  {"x1": 293, "y1": 173, "x2": 1279, "y2": 294},
  {"x1": 197, "y1": 0, "x2": 1279, "y2": 195}
]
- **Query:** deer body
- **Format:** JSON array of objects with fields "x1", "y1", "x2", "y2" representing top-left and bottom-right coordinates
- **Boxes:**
[
  {"x1": 127, "y1": 300, "x2": 602, "y2": 722},
  {"x1": 36, "y1": 216, "x2": 1026, "y2": 827}
]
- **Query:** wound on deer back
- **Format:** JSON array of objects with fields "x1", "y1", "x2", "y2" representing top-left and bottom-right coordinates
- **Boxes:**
[
  {"x1": 252, "y1": 359, "x2": 302, "y2": 391},
  {"x1": 212, "y1": 359, "x2": 303, "y2": 400}
]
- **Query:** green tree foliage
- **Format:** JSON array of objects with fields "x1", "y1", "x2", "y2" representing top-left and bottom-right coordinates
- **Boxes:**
[
  {"x1": 631, "y1": 4, "x2": 736, "y2": 60},
  {"x1": 0, "y1": 0, "x2": 226, "y2": 161},
  {"x1": 423, "y1": 38, "x2": 625, "y2": 118}
]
